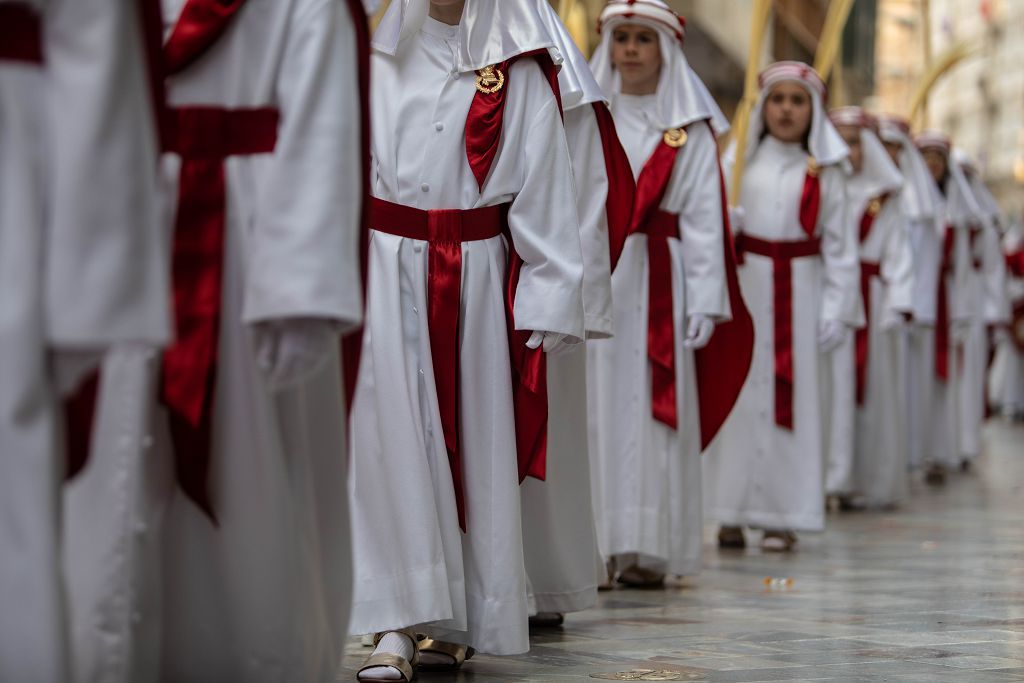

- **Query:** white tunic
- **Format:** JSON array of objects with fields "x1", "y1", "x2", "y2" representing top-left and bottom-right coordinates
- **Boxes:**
[
  {"x1": 1, "y1": 1, "x2": 164, "y2": 680},
  {"x1": 851, "y1": 190, "x2": 914, "y2": 506},
  {"x1": 706, "y1": 136, "x2": 859, "y2": 532},
  {"x1": 522, "y1": 103, "x2": 612, "y2": 615},
  {"x1": 67, "y1": 3, "x2": 364, "y2": 682},
  {"x1": 348, "y1": 18, "x2": 584, "y2": 655},
  {"x1": 588, "y1": 94, "x2": 728, "y2": 575}
]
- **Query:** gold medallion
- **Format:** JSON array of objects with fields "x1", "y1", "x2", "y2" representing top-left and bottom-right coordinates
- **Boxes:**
[
  {"x1": 867, "y1": 197, "x2": 883, "y2": 216},
  {"x1": 663, "y1": 127, "x2": 688, "y2": 148},
  {"x1": 806, "y1": 157, "x2": 821, "y2": 177},
  {"x1": 475, "y1": 65, "x2": 505, "y2": 94}
]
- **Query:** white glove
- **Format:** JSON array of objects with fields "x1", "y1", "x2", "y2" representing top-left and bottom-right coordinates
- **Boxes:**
[
  {"x1": 526, "y1": 330, "x2": 578, "y2": 357},
  {"x1": 728, "y1": 205, "x2": 745, "y2": 234},
  {"x1": 817, "y1": 319, "x2": 850, "y2": 353},
  {"x1": 253, "y1": 318, "x2": 336, "y2": 392},
  {"x1": 51, "y1": 348, "x2": 103, "y2": 397},
  {"x1": 683, "y1": 314, "x2": 715, "y2": 349}
]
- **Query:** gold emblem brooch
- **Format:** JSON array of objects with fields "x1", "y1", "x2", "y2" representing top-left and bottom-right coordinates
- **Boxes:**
[
  {"x1": 867, "y1": 197, "x2": 883, "y2": 216},
  {"x1": 663, "y1": 127, "x2": 688, "y2": 148},
  {"x1": 475, "y1": 65, "x2": 505, "y2": 94},
  {"x1": 806, "y1": 157, "x2": 821, "y2": 177}
]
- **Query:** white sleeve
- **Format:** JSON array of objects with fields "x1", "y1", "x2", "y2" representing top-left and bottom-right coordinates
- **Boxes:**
[
  {"x1": 662, "y1": 123, "x2": 729, "y2": 320},
  {"x1": 44, "y1": 0, "x2": 169, "y2": 347},
  {"x1": 563, "y1": 105, "x2": 614, "y2": 339},
  {"x1": 819, "y1": 166, "x2": 861, "y2": 326},
  {"x1": 243, "y1": 0, "x2": 363, "y2": 331},
  {"x1": 880, "y1": 205, "x2": 915, "y2": 315},
  {"x1": 982, "y1": 226, "x2": 1011, "y2": 325},
  {"x1": 505, "y1": 63, "x2": 585, "y2": 341}
]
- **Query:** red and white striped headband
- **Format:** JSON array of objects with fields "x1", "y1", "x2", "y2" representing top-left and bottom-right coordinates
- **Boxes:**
[
  {"x1": 914, "y1": 130, "x2": 952, "y2": 155},
  {"x1": 598, "y1": 0, "x2": 686, "y2": 46},
  {"x1": 829, "y1": 106, "x2": 878, "y2": 134},
  {"x1": 758, "y1": 61, "x2": 827, "y2": 100}
]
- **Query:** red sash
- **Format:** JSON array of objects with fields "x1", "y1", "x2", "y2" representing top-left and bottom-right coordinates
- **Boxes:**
[
  {"x1": 935, "y1": 226, "x2": 955, "y2": 381},
  {"x1": 592, "y1": 101, "x2": 636, "y2": 271},
  {"x1": 855, "y1": 194, "x2": 890, "y2": 405},
  {"x1": 464, "y1": 51, "x2": 562, "y2": 485},
  {"x1": 622, "y1": 123, "x2": 753, "y2": 446},
  {"x1": 799, "y1": 160, "x2": 822, "y2": 238},
  {"x1": 163, "y1": 0, "x2": 248, "y2": 75},
  {"x1": 369, "y1": 199, "x2": 508, "y2": 531},
  {"x1": 1007, "y1": 248, "x2": 1024, "y2": 278},
  {"x1": 735, "y1": 234, "x2": 822, "y2": 430},
  {"x1": 0, "y1": 3, "x2": 42, "y2": 63},
  {"x1": 158, "y1": 106, "x2": 278, "y2": 520},
  {"x1": 341, "y1": 0, "x2": 373, "y2": 412}
]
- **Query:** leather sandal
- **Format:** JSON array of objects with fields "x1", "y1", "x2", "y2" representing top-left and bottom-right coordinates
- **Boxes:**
[
  {"x1": 357, "y1": 630, "x2": 419, "y2": 682},
  {"x1": 416, "y1": 637, "x2": 475, "y2": 672},
  {"x1": 529, "y1": 612, "x2": 565, "y2": 628},
  {"x1": 761, "y1": 530, "x2": 797, "y2": 552},
  {"x1": 616, "y1": 564, "x2": 665, "y2": 588},
  {"x1": 718, "y1": 526, "x2": 746, "y2": 549}
]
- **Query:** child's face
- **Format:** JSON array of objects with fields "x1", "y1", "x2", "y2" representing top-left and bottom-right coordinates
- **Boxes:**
[
  {"x1": 836, "y1": 124, "x2": 863, "y2": 174},
  {"x1": 922, "y1": 148, "x2": 948, "y2": 184},
  {"x1": 763, "y1": 82, "x2": 813, "y2": 144},
  {"x1": 611, "y1": 25, "x2": 662, "y2": 96}
]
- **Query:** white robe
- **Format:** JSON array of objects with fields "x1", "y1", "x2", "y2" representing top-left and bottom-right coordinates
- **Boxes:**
[
  {"x1": 705, "y1": 136, "x2": 859, "y2": 533},
  {"x1": 65, "y1": 3, "x2": 364, "y2": 682},
  {"x1": 1, "y1": 1, "x2": 164, "y2": 680},
  {"x1": 588, "y1": 94, "x2": 728, "y2": 576},
  {"x1": 989, "y1": 264, "x2": 1024, "y2": 415},
  {"x1": 349, "y1": 18, "x2": 584, "y2": 655},
  {"x1": 522, "y1": 103, "x2": 612, "y2": 615},
  {"x1": 851, "y1": 194, "x2": 915, "y2": 506}
]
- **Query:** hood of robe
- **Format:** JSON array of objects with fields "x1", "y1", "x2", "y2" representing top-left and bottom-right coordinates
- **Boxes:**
[
  {"x1": 533, "y1": 0, "x2": 605, "y2": 110},
  {"x1": 830, "y1": 107, "x2": 903, "y2": 200},
  {"x1": 916, "y1": 132, "x2": 981, "y2": 228},
  {"x1": 877, "y1": 114, "x2": 942, "y2": 222},
  {"x1": 728, "y1": 61, "x2": 847, "y2": 169},
  {"x1": 956, "y1": 150, "x2": 1003, "y2": 232},
  {"x1": 589, "y1": 0, "x2": 729, "y2": 135},
  {"x1": 371, "y1": 0, "x2": 560, "y2": 72}
]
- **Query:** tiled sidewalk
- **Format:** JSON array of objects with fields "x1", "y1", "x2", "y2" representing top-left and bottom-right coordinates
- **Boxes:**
[{"x1": 342, "y1": 420, "x2": 1024, "y2": 682}]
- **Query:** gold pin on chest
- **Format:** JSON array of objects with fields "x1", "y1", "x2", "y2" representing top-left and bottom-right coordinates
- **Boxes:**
[
  {"x1": 663, "y1": 128, "x2": 688, "y2": 148},
  {"x1": 475, "y1": 65, "x2": 505, "y2": 94}
]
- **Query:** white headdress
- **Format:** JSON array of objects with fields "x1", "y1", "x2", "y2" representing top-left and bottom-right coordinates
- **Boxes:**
[
  {"x1": 876, "y1": 114, "x2": 941, "y2": 222},
  {"x1": 955, "y1": 149, "x2": 1003, "y2": 232},
  {"x1": 372, "y1": 0, "x2": 560, "y2": 72},
  {"x1": 589, "y1": 0, "x2": 729, "y2": 134},
  {"x1": 731, "y1": 61, "x2": 847, "y2": 167},
  {"x1": 915, "y1": 132, "x2": 981, "y2": 228},
  {"x1": 829, "y1": 106, "x2": 903, "y2": 199}
]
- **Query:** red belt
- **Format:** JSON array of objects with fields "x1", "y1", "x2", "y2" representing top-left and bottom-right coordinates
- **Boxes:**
[
  {"x1": 935, "y1": 227, "x2": 954, "y2": 381},
  {"x1": 0, "y1": 4, "x2": 43, "y2": 64},
  {"x1": 641, "y1": 210, "x2": 681, "y2": 429},
  {"x1": 369, "y1": 197, "x2": 508, "y2": 532},
  {"x1": 736, "y1": 233, "x2": 821, "y2": 429},
  {"x1": 856, "y1": 261, "x2": 882, "y2": 405},
  {"x1": 160, "y1": 105, "x2": 279, "y2": 521}
]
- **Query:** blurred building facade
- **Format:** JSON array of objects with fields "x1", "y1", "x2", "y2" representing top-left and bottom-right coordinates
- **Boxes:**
[{"x1": 875, "y1": 0, "x2": 1024, "y2": 215}]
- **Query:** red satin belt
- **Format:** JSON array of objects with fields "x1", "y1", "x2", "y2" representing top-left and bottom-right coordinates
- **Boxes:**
[
  {"x1": 735, "y1": 233, "x2": 822, "y2": 430},
  {"x1": 0, "y1": 4, "x2": 43, "y2": 63},
  {"x1": 369, "y1": 197, "x2": 508, "y2": 533},
  {"x1": 935, "y1": 227, "x2": 955, "y2": 381},
  {"x1": 856, "y1": 261, "x2": 882, "y2": 405},
  {"x1": 641, "y1": 210, "x2": 682, "y2": 429},
  {"x1": 160, "y1": 106, "x2": 279, "y2": 522}
]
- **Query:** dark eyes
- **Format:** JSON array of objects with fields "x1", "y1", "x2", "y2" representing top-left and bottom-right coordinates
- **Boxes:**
[{"x1": 612, "y1": 32, "x2": 655, "y2": 44}]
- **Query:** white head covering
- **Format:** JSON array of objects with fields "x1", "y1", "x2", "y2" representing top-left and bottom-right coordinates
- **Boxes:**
[
  {"x1": 876, "y1": 114, "x2": 941, "y2": 222},
  {"x1": 733, "y1": 61, "x2": 848, "y2": 167},
  {"x1": 955, "y1": 149, "x2": 1003, "y2": 232},
  {"x1": 829, "y1": 106, "x2": 902, "y2": 198},
  {"x1": 589, "y1": 0, "x2": 729, "y2": 134},
  {"x1": 372, "y1": 0, "x2": 560, "y2": 72},
  {"x1": 533, "y1": 0, "x2": 606, "y2": 109},
  {"x1": 915, "y1": 132, "x2": 981, "y2": 228}
]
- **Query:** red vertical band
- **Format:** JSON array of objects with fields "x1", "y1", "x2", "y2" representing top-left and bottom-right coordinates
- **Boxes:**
[
  {"x1": 935, "y1": 227, "x2": 955, "y2": 381},
  {"x1": 644, "y1": 212, "x2": 680, "y2": 430},
  {"x1": 0, "y1": 4, "x2": 43, "y2": 64},
  {"x1": 799, "y1": 166, "x2": 821, "y2": 239},
  {"x1": 592, "y1": 102, "x2": 635, "y2": 272},
  {"x1": 856, "y1": 262, "x2": 881, "y2": 405}
]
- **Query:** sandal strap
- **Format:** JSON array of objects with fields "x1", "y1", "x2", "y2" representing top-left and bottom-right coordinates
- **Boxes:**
[
  {"x1": 417, "y1": 638, "x2": 471, "y2": 666},
  {"x1": 357, "y1": 653, "x2": 414, "y2": 682}
]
